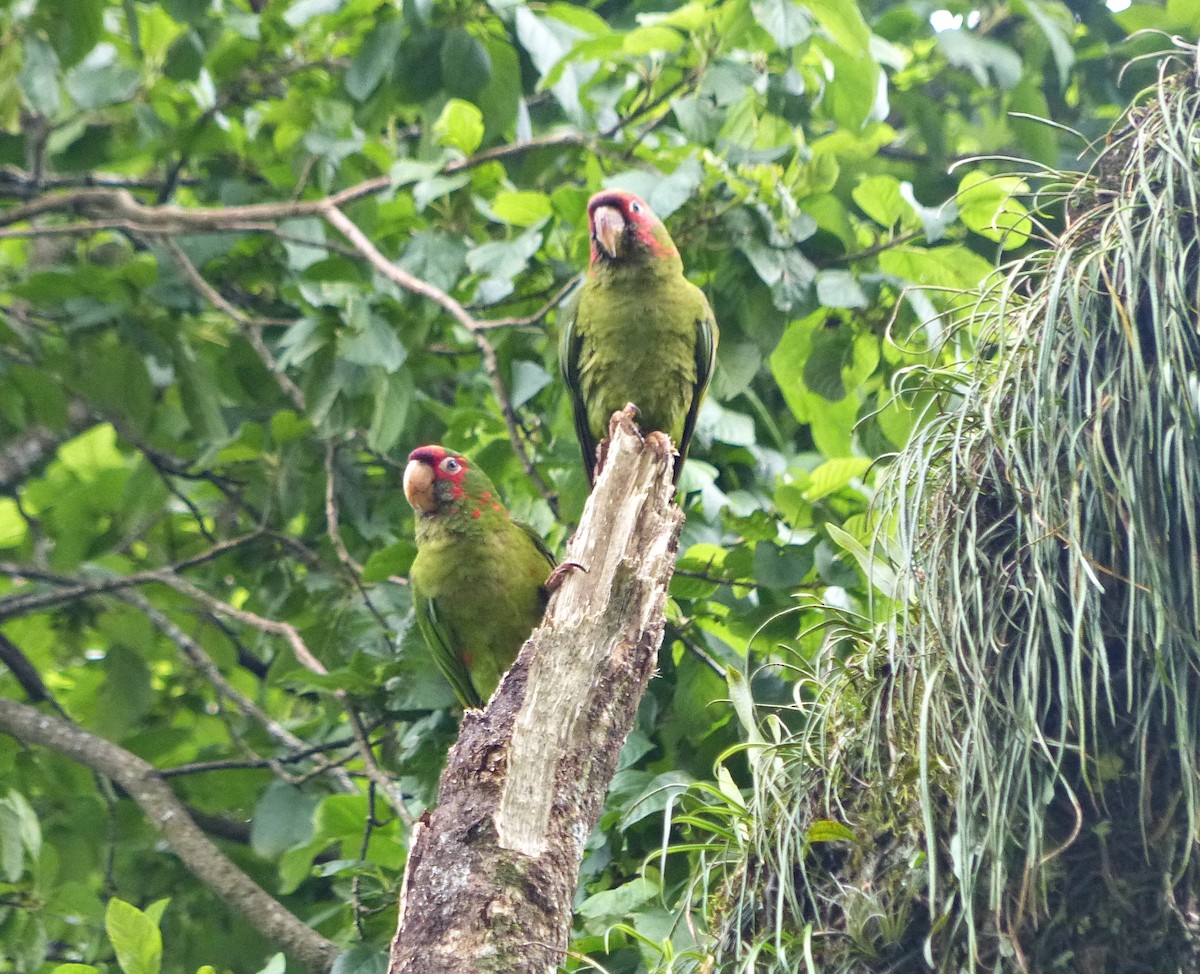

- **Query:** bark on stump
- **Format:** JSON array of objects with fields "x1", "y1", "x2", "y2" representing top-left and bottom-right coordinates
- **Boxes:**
[{"x1": 389, "y1": 422, "x2": 684, "y2": 973}]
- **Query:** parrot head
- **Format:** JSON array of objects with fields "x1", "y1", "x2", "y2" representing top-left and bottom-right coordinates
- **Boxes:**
[
  {"x1": 404, "y1": 445, "x2": 504, "y2": 520},
  {"x1": 587, "y1": 190, "x2": 678, "y2": 267}
]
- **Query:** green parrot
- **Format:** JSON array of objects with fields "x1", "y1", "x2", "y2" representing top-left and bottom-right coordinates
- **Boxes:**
[
  {"x1": 404, "y1": 445, "x2": 565, "y2": 709},
  {"x1": 559, "y1": 189, "x2": 718, "y2": 484}
]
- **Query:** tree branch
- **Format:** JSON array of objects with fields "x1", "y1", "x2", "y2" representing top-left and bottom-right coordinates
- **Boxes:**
[
  {"x1": 390, "y1": 420, "x2": 683, "y2": 973},
  {"x1": 0, "y1": 400, "x2": 93, "y2": 491},
  {"x1": 0, "y1": 697, "x2": 342, "y2": 973},
  {"x1": 0, "y1": 135, "x2": 585, "y2": 230}
]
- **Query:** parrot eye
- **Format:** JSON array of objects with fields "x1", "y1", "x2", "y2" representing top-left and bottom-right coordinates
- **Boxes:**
[
  {"x1": 440, "y1": 457, "x2": 462, "y2": 475},
  {"x1": 629, "y1": 200, "x2": 642, "y2": 214}
]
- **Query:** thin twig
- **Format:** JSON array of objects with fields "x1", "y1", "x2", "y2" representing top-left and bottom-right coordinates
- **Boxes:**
[
  {"x1": 0, "y1": 534, "x2": 265, "y2": 620},
  {"x1": 116, "y1": 589, "x2": 358, "y2": 790},
  {"x1": 324, "y1": 442, "x2": 364, "y2": 575},
  {"x1": 163, "y1": 238, "x2": 307, "y2": 411},
  {"x1": 477, "y1": 273, "x2": 581, "y2": 330}
]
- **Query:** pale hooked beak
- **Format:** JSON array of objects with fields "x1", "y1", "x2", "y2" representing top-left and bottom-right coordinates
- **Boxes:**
[
  {"x1": 403, "y1": 459, "x2": 437, "y2": 513},
  {"x1": 591, "y1": 205, "x2": 625, "y2": 259}
]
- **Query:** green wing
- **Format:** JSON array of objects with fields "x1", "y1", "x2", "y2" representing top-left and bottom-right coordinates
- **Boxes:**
[
  {"x1": 558, "y1": 285, "x2": 599, "y2": 482},
  {"x1": 516, "y1": 519, "x2": 558, "y2": 595},
  {"x1": 676, "y1": 292, "x2": 718, "y2": 484},
  {"x1": 412, "y1": 585, "x2": 484, "y2": 709}
]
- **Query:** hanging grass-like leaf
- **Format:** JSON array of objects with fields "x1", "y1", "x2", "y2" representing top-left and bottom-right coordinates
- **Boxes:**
[{"x1": 712, "y1": 40, "x2": 1200, "y2": 972}]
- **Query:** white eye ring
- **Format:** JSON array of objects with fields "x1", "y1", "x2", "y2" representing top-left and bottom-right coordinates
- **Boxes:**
[
  {"x1": 629, "y1": 200, "x2": 642, "y2": 214},
  {"x1": 441, "y1": 457, "x2": 461, "y2": 474}
]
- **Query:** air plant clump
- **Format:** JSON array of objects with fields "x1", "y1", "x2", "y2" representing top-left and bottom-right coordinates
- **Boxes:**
[{"x1": 713, "y1": 42, "x2": 1200, "y2": 973}]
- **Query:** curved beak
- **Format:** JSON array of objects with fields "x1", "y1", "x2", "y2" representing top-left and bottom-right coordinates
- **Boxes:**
[
  {"x1": 591, "y1": 205, "x2": 625, "y2": 259},
  {"x1": 403, "y1": 458, "x2": 437, "y2": 513}
]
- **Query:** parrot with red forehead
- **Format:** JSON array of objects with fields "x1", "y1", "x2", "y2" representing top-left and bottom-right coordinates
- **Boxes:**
[
  {"x1": 559, "y1": 189, "x2": 718, "y2": 484},
  {"x1": 404, "y1": 445, "x2": 565, "y2": 709}
]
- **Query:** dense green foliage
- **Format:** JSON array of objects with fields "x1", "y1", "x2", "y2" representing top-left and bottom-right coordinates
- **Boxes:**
[
  {"x1": 720, "y1": 46, "x2": 1200, "y2": 972},
  {"x1": 0, "y1": 0, "x2": 1172, "y2": 971}
]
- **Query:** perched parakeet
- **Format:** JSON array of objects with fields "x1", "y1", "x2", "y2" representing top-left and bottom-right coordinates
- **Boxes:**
[
  {"x1": 404, "y1": 445, "x2": 560, "y2": 709},
  {"x1": 560, "y1": 189, "x2": 718, "y2": 483}
]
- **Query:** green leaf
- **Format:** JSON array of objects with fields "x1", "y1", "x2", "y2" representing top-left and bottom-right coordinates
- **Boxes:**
[
  {"x1": 20, "y1": 37, "x2": 61, "y2": 117},
  {"x1": 475, "y1": 35, "x2": 521, "y2": 139},
  {"x1": 545, "y1": 3, "x2": 611, "y2": 35},
  {"x1": 0, "y1": 804, "x2": 23, "y2": 881},
  {"x1": 279, "y1": 218, "x2": 327, "y2": 271},
  {"x1": 143, "y1": 900, "x2": 170, "y2": 928},
  {"x1": 441, "y1": 28, "x2": 492, "y2": 99},
  {"x1": 105, "y1": 899, "x2": 162, "y2": 974},
  {"x1": 804, "y1": 457, "x2": 872, "y2": 500},
  {"x1": 466, "y1": 229, "x2": 542, "y2": 301},
  {"x1": 807, "y1": 819, "x2": 855, "y2": 843},
  {"x1": 0, "y1": 499, "x2": 28, "y2": 549},
  {"x1": 753, "y1": 542, "x2": 814, "y2": 590},
  {"x1": 623, "y1": 25, "x2": 685, "y2": 55},
  {"x1": 822, "y1": 43, "x2": 879, "y2": 130},
  {"x1": 250, "y1": 784, "x2": 319, "y2": 858},
  {"x1": 58, "y1": 424, "x2": 124, "y2": 480},
  {"x1": 815, "y1": 270, "x2": 868, "y2": 309},
  {"x1": 1016, "y1": 0, "x2": 1074, "y2": 89},
  {"x1": 270, "y1": 410, "x2": 314, "y2": 443},
  {"x1": 361, "y1": 541, "x2": 416, "y2": 583},
  {"x1": 617, "y1": 771, "x2": 695, "y2": 830},
  {"x1": 339, "y1": 316, "x2": 407, "y2": 372},
  {"x1": 490, "y1": 191, "x2": 553, "y2": 227},
  {"x1": 433, "y1": 98, "x2": 484, "y2": 154},
  {"x1": 753, "y1": 0, "x2": 811, "y2": 47},
  {"x1": 283, "y1": 0, "x2": 341, "y2": 29},
  {"x1": 174, "y1": 339, "x2": 230, "y2": 445},
  {"x1": 936, "y1": 30, "x2": 1022, "y2": 90},
  {"x1": 878, "y1": 244, "x2": 995, "y2": 290},
  {"x1": 32, "y1": 0, "x2": 104, "y2": 67},
  {"x1": 806, "y1": 0, "x2": 871, "y2": 54},
  {"x1": 313, "y1": 794, "x2": 370, "y2": 844},
  {"x1": 65, "y1": 47, "x2": 140, "y2": 110},
  {"x1": 413, "y1": 172, "x2": 471, "y2": 211},
  {"x1": 956, "y1": 171, "x2": 1032, "y2": 250},
  {"x1": 330, "y1": 945, "x2": 388, "y2": 974},
  {"x1": 368, "y1": 370, "x2": 411, "y2": 452},
  {"x1": 510, "y1": 360, "x2": 552, "y2": 409},
  {"x1": 702, "y1": 400, "x2": 756, "y2": 447},
  {"x1": 826, "y1": 522, "x2": 902, "y2": 600},
  {"x1": 253, "y1": 955, "x2": 286, "y2": 974},
  {"x1": 852, "y1": 174, "x2": 910, "y2": 229},
  {"x1": 578, "y1": 877, "x2": 660, "y2": 920},
  {"x1": 345, "y1": 17, "x2": 403, "y2": 101}
]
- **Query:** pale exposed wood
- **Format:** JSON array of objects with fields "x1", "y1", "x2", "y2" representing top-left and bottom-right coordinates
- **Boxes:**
[{"x1": 389, "y1": 422, "x2": 684, "y2": 973}]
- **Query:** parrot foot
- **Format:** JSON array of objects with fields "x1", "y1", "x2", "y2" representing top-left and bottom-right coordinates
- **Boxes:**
[
  {"x1": 544, "y1": 561, "x2": 587, "y2": 594},
  {"x1": 608, "y1": 402, "x2": 642, "y2": 441},
  {"x1": 644, "y1": 430, "x2": 676, "y2": 466},
  {"x1": 595, "y1": 403, "x2": 644, "y2": 481}
]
